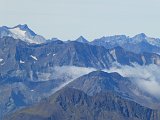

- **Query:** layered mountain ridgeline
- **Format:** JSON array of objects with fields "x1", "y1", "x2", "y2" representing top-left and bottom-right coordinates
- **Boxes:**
[
  {"x1": 0, "y1": 77, "x2": 66, "y2": 120},
  {"x1": 1, "y1": 36, "x2": 160, "y2": 119},
  {"x1": 1, "y1": 24, "x2": 160, "y2": 54},
  {"x1": 68, "y1": 71, "x2": 160, "y2": 109},
  {"x1": 4, "y1": 71, "x2": 160, "y2": 120},
  {"x1": 1, "y1": 36, "x2": 160, "y2": 78},
  {"x1": 1, "y1": 25, "x2": 160, "y2": 120},
  {"x1": 5, "y1": 88, "x2": 160, "y2": 120},
  {"x1": 91, "y1": 33, "x2": 160, "y2": 54}
]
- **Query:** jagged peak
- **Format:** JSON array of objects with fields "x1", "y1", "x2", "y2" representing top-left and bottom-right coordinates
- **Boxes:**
[
  {"x1": 82, "y1": 70, "x2": 123, "y2": 79},
  {"x1": 76, "y1": 36, "x2": 88, "y2": 43},
  {"x1": 15, "y1": 24, "x2": 28, "y2": 28},
  {"x1": 0, "y1": 24, "x2": 46, "y2": 44},
  {"x1": 78, "y1": 36, "x2": 85, "y2": 39},
  {"x1": 3, "y1": 24, "x2": 36, "y2": 36},
  {"x1": 14, "y1": 24, "x2": 28, "y2": 29},
  {"x1": 133, "y1": 33, "x2": 147, "y2": 39}
]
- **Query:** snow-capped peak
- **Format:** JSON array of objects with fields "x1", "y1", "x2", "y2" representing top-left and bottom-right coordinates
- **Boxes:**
[
  {"x1": 9, "y1": 27, "x2": 26, "y2": 38},
  {"x1": 15, "y1": 24, "x2": 28, "y2": 29},
  {"x1": 8, "y1": 24, "x2": 37, "y2": 39},
  {"x1": 0, "y1": 24, "x2": 46, "y2": 44},
  {"x1": 13, "y1": 24, "x2": 36, "y2": 36},
  {"x1": 131, "y1": 33, "x2": 160, "y2": 46}
]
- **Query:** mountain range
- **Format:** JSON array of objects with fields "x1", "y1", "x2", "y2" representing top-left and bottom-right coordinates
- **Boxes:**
[
  {"x1": 4, "y1": 71, "x2": 160, "y2": 120},
  {"x1": 1, "y1": 24, "x2": 160, "y2": 54},
  {"x1": 1, "y1": 25, "x2": 160, "y2": 120},
  {"x1": 91, "y1": 33, "x2": 160, "y2": 54}
]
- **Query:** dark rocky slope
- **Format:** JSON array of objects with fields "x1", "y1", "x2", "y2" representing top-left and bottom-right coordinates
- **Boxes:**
[{"x1": 5, "y1": 87, "x2": 160, "y2": 120}]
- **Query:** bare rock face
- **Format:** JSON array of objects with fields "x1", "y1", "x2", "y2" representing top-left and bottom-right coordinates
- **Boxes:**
[
  {"x1": 4, "y1": 71, "x2": 160, "y2": 120},
  {"x1": 5, "y1": 87, "x2": 160, "y2": 120}
]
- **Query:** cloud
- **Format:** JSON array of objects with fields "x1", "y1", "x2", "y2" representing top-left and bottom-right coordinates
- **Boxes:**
[
  {"x1": 38, "y1": 65, "x2": 160, "y2": 99},
  {"x1": 105, "y1": 64, "x2": 160, "y2": 98},
  {"x1": 53, "y1": 66, "x2": 96, "y2": 80},
  {"x1": 36, "y1": 66, "x2": 96, "y2": 81},
  {"x1": 49, "y1": 66, "x2": 96, "y2": 93}
]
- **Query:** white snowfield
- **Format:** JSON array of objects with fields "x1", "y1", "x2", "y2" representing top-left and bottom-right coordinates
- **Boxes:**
[
  {"x1": 30, "y1": 55, "x2": 38, "y2": 60},
  {"x1": 20, "y1": 60, "x2": 25, "y2": 64},
  {"x1": 9, "y1": 27, "x2": 44, "y2": 44},
  {"x1": 0, "y1": 59, "x2": 3, "y2": 62},
  {"x1": 0, "y1": 24, "x2": 46, "y2": 44},
  {"x1": 9, "y1": 27, "x2": 26, "y2": 37}
]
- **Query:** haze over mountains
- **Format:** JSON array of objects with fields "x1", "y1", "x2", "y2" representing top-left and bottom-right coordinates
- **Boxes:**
[
  {"x1": 0, "y1": 25, "x2": 160, "y2": 120},
  {"x1": 1, "y1": 24, "x2": 160, "y2": 54}
]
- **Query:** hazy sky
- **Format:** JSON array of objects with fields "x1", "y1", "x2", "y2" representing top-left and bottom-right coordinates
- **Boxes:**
[{"x1": 0, "y1": 0, "x2": 160, "y2": 40}]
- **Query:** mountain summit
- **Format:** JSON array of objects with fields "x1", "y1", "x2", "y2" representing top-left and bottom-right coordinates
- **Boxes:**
[
  {"x1": 0, "y1": 24, "x2": 46, "y2": 44},
  {"x1": 133, "y1": 33, "x2": 147, "y2": 39},
  {"x1": 12, "y1": 24, "x2": 36, "y2": 36},
  {"x1": 91, "y1": 33, "x2": 160, "y2": 54},
  {"x1": 75, "y1": 36, "x2": 88, "y2": 43}
]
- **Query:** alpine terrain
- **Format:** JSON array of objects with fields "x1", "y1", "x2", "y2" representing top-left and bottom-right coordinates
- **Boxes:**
[{"x1": 0, "y1": 25, "x2": 160, "y2": 120}]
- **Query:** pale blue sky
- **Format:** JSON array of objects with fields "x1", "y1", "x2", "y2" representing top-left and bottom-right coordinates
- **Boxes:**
[{"x1": 0, "y1": 0, "x2": 160, "y2": 40}]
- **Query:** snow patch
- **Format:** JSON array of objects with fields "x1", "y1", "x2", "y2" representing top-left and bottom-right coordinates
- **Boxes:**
[
  {"x1": 20, "y1": 60, "x2": 25, "y2": 64},
  {"x1": 6, "y1": 25, "x2": 46, "y2": 44},
  {"x1": 0, "y1": 59, "x2": 3, "y2": 62},
  {"x1": 30, "y1": 55, "x2": 38, "y2": 60},
  {"x1": 9, "y1": 27, "x2": 26, "y2": 37}
]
